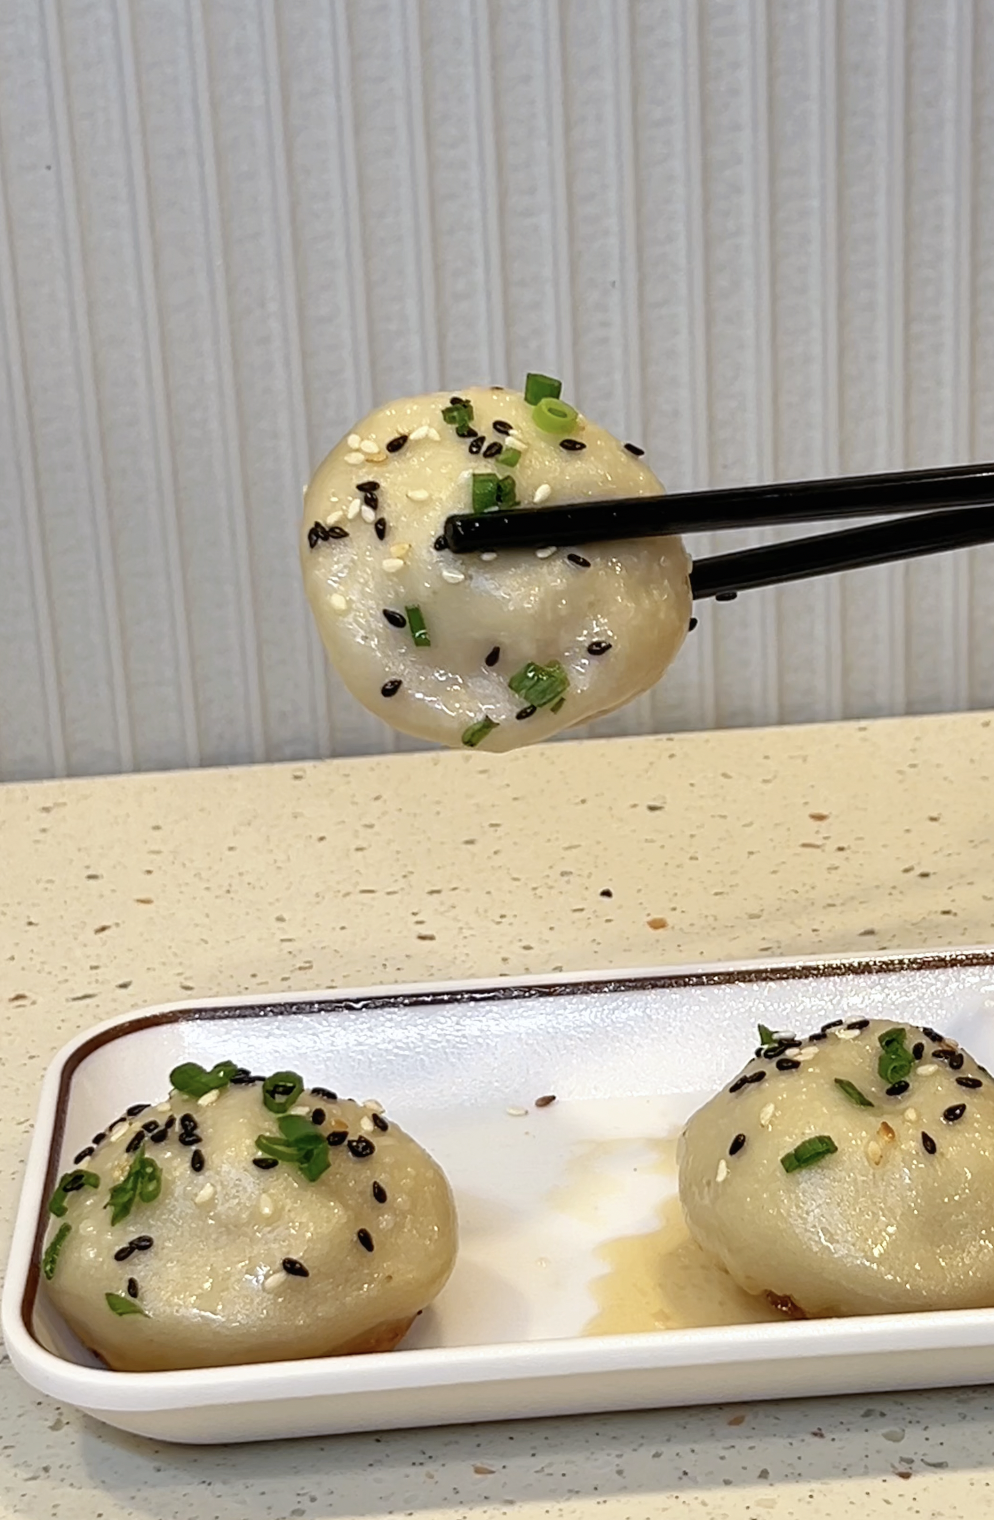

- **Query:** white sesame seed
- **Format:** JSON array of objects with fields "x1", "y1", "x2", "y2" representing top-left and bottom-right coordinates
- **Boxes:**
[
  {"x1": 359, "y1": 439, "x2": 378, "y2": 455},
  {"x1": 533, "y1": 483, "x2": 552, "y2": 503},
  {"x1": 258, "y1": 1193, "x2": 274, "y2": 1218},
  {"x1": 194, "y1": 1182, "x2": 215, "y2": 1206},
  {"x1": 329, "y1": 593, "x2": 348, "y2": 614},
  {"x1": 835, "y1": 1027, "x2": 862, "y2": 1041},
  {"x1": 441, "y1": 568, "x2": 466, "y2": 584},
  {"x1": 715, "y1": 1159, "x2": 728, "y2": 1183},
  {"x1": 325, "y1": 510, "x2": 343, "y2": 526},
  {"x1": 197, "y1": 1088, "x2": 220, "y2": 1107},
  {"x1": 382, "y1": 558, "x2": 405, "y2": 573},
  {"x1": 535, "y1": 545, "x2": 557, "y2": 559},
  {"x1": 347, "y1": 499, "x2": 362, "y2": 519},
  {"x1": 361, "y1": 503, "x2": 376, "y2": 523},
  {"x1": 263, "y1": 1273, "x2": 283, "y2": 1294},
  {"x1": 347, "y1": 433, "x2": 361, "y2": 448},
  {"x1": 391, "y1": 542, "x2": 411, "y2": 558},
  {"x1": 344, "y1": 451, "x2": 365, "y2": 465},
  {"x1": 360, "y1": 1116, "x2": 374, "y2": 1133},
  {"x1": 918, "y1": 1064, "x2": 938, "y2": 1075},
  {"x1": 797, "y1": 1047, "x2": 818, "y2": 1061},
  {"x1": 290, "y1": 1105, "x2": 309, "y2": 1116},
  {"x1": 406, "y1": 488, "x2": 429, "y2": 501},
  {"x1": 458, "y1": 469, "x2": 472, "y2": 483},
  {"x1": 368, "y1": 450, "x2": 386, "y2": 463},
  {"x1": 410, "y1": 425, "x2": 429, "y2": 441},
  {"x1": 426, "y1": 427, "x2": 441, "y2": 441},
  {"x1": 759, "y1": 1103, "x2": 775, "y2": 1128},
  {"x1": 363, "y1": 1099, "x2": 385, "y2": 1114},
  {"x1": 156, "y1": 1101, "x2": 172, "y2": 1113},
  {"x1": 506, "y1": 433, "x2": 528, "y2": 451},
  {"x1": 867, "y1": 1140, "x2": 883, "y2": 1166},
  {"x1": 506, "y1": 1105, "x2": 528, "y2": 1117},
  {"x1": 108, "y1": 1120, "x2": 128, "y2": 1138},
  {"x1": 481, "y1": 552, "x2": 497, "y2": 562},
  {"x1": 904, "y1": 1107, "x2": 918, "y2": 1122}
]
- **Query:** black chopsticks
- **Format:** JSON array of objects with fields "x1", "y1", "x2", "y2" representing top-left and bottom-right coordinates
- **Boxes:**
[{"x1": 441, "y1": 460, "x2": 994, "y2": 600}]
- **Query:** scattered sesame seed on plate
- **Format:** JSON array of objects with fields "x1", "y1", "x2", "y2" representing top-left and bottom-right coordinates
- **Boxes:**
[
  {"x1": 194, "y1": 1183, "x2": 215, "y2": 1206},
  {"x1": 533, "y1": 483, "x2": 552, "y2": 503},
  {"x1": 406, "y1": 488, "x2": 429, "y2": 501},
  {"x1": 442, "y1": 568, "x2": 466, "y2": 583},
  {"x1": 715, "y1": 1159, "x2": 728, "y2": 1183},
  {"x1": 506, "y1": 1105, "x2": 528, "y2": 1117},
  {"x1": 329, "y1": 593, "x2": 349, "y2": 614},
  {"x1": 410, "y1": 425, "x2": 429, "y2": 441},
  {"x1": 382, "y1": 558, "x2": 405, "y2": 573},
  {"x1": 361, "y1": 504, "x2": 376, "y2": 523},
  {"x1": 344, "y1": 451, "x2": 365, "y2": 465},
  {"x1": 535, "y1": 545, "x2": 557, "y2": 559},
  {"x1": 197, "y1": 1089, "x2": 220, "y2": 1107},
  {"x1": 347, "y1": 433, "x2": 361, "y2": 448}
]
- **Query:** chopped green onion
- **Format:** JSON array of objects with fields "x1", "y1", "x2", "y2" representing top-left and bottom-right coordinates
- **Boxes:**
[
  {"x1": 532, "y1": 397, "x2": 578, "y2": 434},
  {"x1": 835, "y1": 1078, "x2": 874, "y2": 1108},
  {"x1": 262, "y1": 1071, "x2": 304, "y2": 1115},
  {"x1": 508, "y1": 660, "x2": 570, "y2": 709},
  {"x1": 472, "y1": 474, "x2": 500, "y2": 514},
  {"x1": 441, "y1": 400, "x2": 474, "y2": 427},
  {"x1": 523, "y1": 373, "x2": 562, "y2": 406},
  {"x1": 462, "y1": 716, "x2": 498, "y2": 748},
  {"x1": 496, "y1": 475, "x2": 518, "y2": 507},
  {"x1": 550, "y1": 696, "x2": 565, "y2": 714},
  {"x1": 170, "y1": 1059, "x2": 240, "y2": 1099},
  {"x1": 48, "y1": 1168, "x2": 100, "y2": 1218},
  {"x1": 255, "y1": 1112, "x2": 330, "y2": 1182},
  {"x1": 106, "y1": 1291, "x2": 147, "y2": 1318},
  {"x1": 497, "y1": 447, "x2": 520, "y2": 468},
  {"x1": 757, "y1": 1024, "x2": 775, "y2": 1045},
  {"x1": 781, "y1": 1135, "x2": 837, "y2": 1173},
  {"x1": 42, "y1": 1222, "x2": 71, "y2": 1281},
  {"x1": 405, "y1": 605, "x2": 430, "y2": 647},
  {"x1": 105, "y1": 1149, "x2": 161, "y2": 1227},
  {"x1": 877, "y1": 1027, "x2": 915, "y2": 1085}
]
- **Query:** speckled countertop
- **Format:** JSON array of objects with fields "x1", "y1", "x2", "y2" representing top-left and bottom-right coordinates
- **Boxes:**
[{"x1": 2, "y1": 710, "x2": 994, "y2": 1519}]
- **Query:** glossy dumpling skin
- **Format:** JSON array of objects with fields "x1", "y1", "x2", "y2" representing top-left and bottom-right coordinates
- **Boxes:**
[
  {"x1": 44, "y1": 1081, "x2": 457, "y2": 1372},
  {"x1": 678, "y1": 1019, "x2": 994, "y2": 1318},
  {"x1": 301, "y1": 386, "x2": 691, "y2": 751}
]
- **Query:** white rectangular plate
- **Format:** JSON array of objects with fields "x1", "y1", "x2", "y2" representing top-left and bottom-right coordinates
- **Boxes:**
[{"x1": 7, "y1": 949, "x2": 994, "y2": 1444}]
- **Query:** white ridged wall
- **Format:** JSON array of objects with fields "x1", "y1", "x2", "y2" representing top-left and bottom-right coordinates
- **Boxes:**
[{"x1": 1, "y1": 0, "x2": 993, "y2": 780}]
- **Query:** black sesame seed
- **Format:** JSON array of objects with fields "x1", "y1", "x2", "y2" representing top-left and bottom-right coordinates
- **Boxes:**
[
  {"x1": 715, "y1": 590, "x2": 738, "y2": 602},
  {"x1": 468, "y1": 435, "x2": 485, "y2": 455},
  {"x1": 956, "y1": 1076, "x2": 983, "y2": 1088},
  {"x1": 922, "y1": 1027, "x2": 944, "y2": 1043},
  {"x1": 822, "y1": 1020, "x2": 843, "y2": 1031},
  {"x1": 142, "y1": 1120, "x2": 159, "y2": 1133},
  {"x1": 163, "y1": 1115, "x2": 176, "y2": 1131},
  {"x1": 191, "y1": 1149, "x2": 205, "y2": 1173},
  {"x1": 362, "y1": 491, "x2": 378, "y2": 509},
  {"x1": 311, "y1": 1087, "x2": 338, "y2": 1102},
  {"x1": 282, "y1": 1257, "x2": 309, "y2": 1278},
  {"x1": 374, "y1": 517, "x2": 387, "y2": 540},
  {"x1": 63, "y1": 1174, "x2": 86, "y2": 1193},
  {"x1": 485, "y1": 645, "x2": 501, "y2": 667},
  {"x1": 949, "y1": 1052, "x2": 965, "y2": 1070},
  {"x1": 434, "y1": 535, "x2": 448, "y2": 551},
  {"x1": 253, "y1": 1156, "x2": 279, "y2": 1169},
  {"x1": 776, "y1": 1058, "x2": 801, "y2": 1072},
  {"x1": 688, "y1": 616, "x2": 698, "y2": 631},
  {"x1": 457, "y1": 425, "x2": 478, "y2": 439},
  {"x1": 383, "y1": 608, "x2": 407, "y2": 628},
  {"x1": 178, "y1": 1132, "x2": 203, "y2": 1147},
  {"x1": 386, "y1": 434, "x2": 408, "y2": 453},
  {"x1": 310, "y1": 1108, "x2": 327, "y2": 1126},
  {"x1": 381, "y1": 679, "x2": 402, "y2": 698},
  {"x1": 92, "y1": 1132, "x2": 107, "y2": 1146},
  {"x1": 307, "y1": 522, "x2": 328, "y2": 549},
  {"x1": 912, "y1": 1042, "x2": 925, "y2": 1060},
  {"x1": 450, "y1": 396, "x2": 467, "y2": 407},
  {"x1": 885, "y1": 1080, "x2": 910, "y2": 1096},
  {"x1": 624, "y1": 442, "x2": 645, "y2": 456},
  {"x1": 808, "y1": 1030, "x2": 828, "y2": 1042},
  {"x1": 371, "y1": 1112, "x2": 389, "y2": 1131},
  {"x1": 229, "y1": 1072, "x2": 256, "y2": 1085},
  {"x1": 74, "y1": 1146, "x2": 95, "y2": 1164},
  {"x1": 943, "y1": 1103, "x2": 967, "y2": 1123},
  {"x1": 729, "y1": 1133, "x2": 747, "y2": 1156},
  {"x1": 125, "y1": 1132, "x2": 144, "y2": 1154},
  {"x1": 921, "y1": 1131, "x2": 937, "y2": 1154},
  {"x1": 126, "y1": 1103, "x2": 149, "y2": 1117},
  {"x1": 355, "y1": 480, "x2": 380, "y2": 492},
  {"x1": 483, "y1": 440, "x2": 503, "y2": 459},
  {"x1": 356, "y1": 1228, "x2": 374, "y2": 1252},
  {"x1": 516, "y1": 705, "x2": 537, "y2": 720},
  {"x1": 372, "y1": 1181, "x2": 388, "y2": 1203},
  {"x1": 150, "y1": 1127, "x2": 169, "y2": 1144},
  {"x1": 327, "y1": 1129, "x2": 348, "y2": 1147},
  {"x1": 127, "y1": 1277, "x2": 139, "y2": 1299},
  {"x1": 560, "y1": 438, "x2": 585, "y2": 451},
  {"x1": 587, "y1": 640, "x2": 612, "y2": 656},
  {"x1": 348, "y1": 1136, "x2": 375, "y2": 1158},
  {"x1": 492, "y1": 419, "x2": 512, "y2": 435},
  {"x1": 728, "y1": 1076, "x2": 748, "y2": 1093},
  {"x1": 271, "y1": 1082, "x2": 296, "y2": 1096},
  {"x1": 132, "y1": 1236, "x2": 154, "y2": 1251},
  {"x1": 114, "y1": 1243, "x2": 136, "y2": 1262},
  {"x1": 180, "y1": 1113, "x2": 198, "y2": 1131},
  {"x1": 567, "y1": 553, "x2": 591, "y2": 568},
  {"x1": 745, "y1": 1070, "x2": 767, "y2": 1084},
  {"x1": 932, "y1": 1048, "x2": 953, "y2": 1063},
  {"x1": 846, "y1": 1019, "x2": 870, "y2": 1031}
]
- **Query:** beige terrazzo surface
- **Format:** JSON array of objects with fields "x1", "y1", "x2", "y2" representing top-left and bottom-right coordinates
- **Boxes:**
[{"x1": 1, "y1": 709, "x2": 994, "y2": 1518}]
